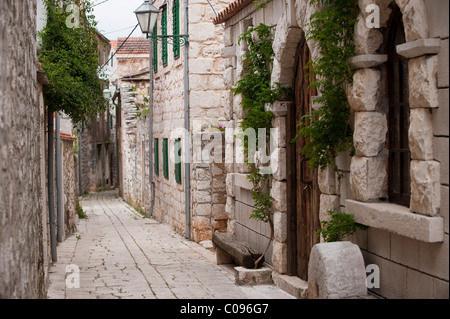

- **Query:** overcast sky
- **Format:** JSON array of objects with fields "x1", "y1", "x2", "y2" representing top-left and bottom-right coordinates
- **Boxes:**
[{"x1": 92, "y1": 0, "x2": 146, "y2": 40}]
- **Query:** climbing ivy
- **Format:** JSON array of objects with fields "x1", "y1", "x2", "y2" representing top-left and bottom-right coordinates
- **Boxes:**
[
  {"x1": 293, "y1": 0, "x2": 358, "y2": 173},
  {"x1": 38, "y1": 0, "x2": 107, "y2": 124},
  {"x1": 232, "y1": 24, "x2": 287, "y2": 268}
]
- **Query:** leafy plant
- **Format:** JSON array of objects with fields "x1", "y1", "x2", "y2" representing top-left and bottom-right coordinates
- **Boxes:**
[
  {"x1": 232, "y1": 24, "x2": 287, "y2": 268},
  {"x1": 292, "y1": 0, "x2": 358, "y2": 173},
  {"x1": 76, "y1": 201, "x2": 87, "y2": 219},
  {"x1": 38, "y1": 0, "x2": 107, "y2": 124},
  {"x1": 318, "y1": 210, "x2": 367, "y2": 242}
]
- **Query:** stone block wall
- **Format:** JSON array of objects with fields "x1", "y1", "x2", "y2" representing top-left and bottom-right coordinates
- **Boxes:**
[
  {"x1": 220, "y1": 0, "x2": 448, "y2": 298},
  {"x1": 0, "y1": 0, "x2": 47, "y2": 298}
]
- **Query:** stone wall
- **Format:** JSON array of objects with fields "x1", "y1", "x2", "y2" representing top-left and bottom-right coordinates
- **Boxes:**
[
  {"x1": 220, "y1": 0, "x2": 448, "y2": 298},
  {"x1": 0, "y1": 0, "x2": 47, "y2": 298}
]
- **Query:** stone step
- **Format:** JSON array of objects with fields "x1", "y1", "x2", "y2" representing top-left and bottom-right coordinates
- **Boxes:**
[{"x1": 272, "y1": 271, "x2": 308, "y2": 299}]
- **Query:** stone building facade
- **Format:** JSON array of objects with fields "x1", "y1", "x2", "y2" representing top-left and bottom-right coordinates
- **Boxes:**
[
  {"x1": 215, "y1": 0, "x2": 448, "y2": 298},
  {"x1": 119, "y1": 0, "x2": 233, "y2": 242},
  {"x1": 0, "y1": 0, "x2": 47, "y2": 298}
]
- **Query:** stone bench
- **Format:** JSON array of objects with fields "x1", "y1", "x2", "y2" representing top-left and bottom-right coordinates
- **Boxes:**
[{"x1": 212, "y1": 232, "x2": 264, "y2": 269}]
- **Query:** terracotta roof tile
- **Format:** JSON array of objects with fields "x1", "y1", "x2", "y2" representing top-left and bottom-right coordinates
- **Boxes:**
[
  {"x1": 213, "y1": 0, "x2": 254, "y2": 25},
  {"x1": 116, "y1": 37, "x2": 149, "y2": 54}
]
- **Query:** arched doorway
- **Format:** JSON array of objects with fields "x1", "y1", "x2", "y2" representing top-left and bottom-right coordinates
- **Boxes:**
[{"x1": 287, "y1": 38, "x2": 321, "y2": 280}]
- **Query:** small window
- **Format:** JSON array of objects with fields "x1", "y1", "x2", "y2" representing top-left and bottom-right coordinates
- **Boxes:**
[
  {"x1": 161, "y1": 5, "x2": 168, "y2": 66},
  {"x1": 163, "y1": 138, "x2": 169, "y2": 180},
  {"x1": 174, "y1": 138, "x2": 182, "y2": 184},
  {"x1": 386, "y1": 5, "x2": 411, "y2": 207},
  {"x1": 154, "y1": 138, "x2": 159, "y2": 176},
  {"x1": 172, "y1": 0, "x2": 180, "y2": 59}
]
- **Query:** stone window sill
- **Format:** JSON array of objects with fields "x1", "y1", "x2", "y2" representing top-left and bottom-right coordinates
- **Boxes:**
[{"x1": 345, "y1": 199, "x2": 444, "y2": 243}]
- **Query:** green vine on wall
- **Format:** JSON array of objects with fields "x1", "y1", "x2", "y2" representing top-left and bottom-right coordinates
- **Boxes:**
[
  {"x1": 232, "y1": 24, "x2": 286, "y2": 268},
  {"x1": 38, "y1": 0, "x2": 107, "y2": 124},
  {"x1": 293, "y1": 0, "x2": 358, "y2": 174}
]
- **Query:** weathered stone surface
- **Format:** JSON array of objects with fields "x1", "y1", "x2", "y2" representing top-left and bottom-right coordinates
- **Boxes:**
[
  {"x1": 308, "y1": 242, "x2": 367, "y2": 299},
  {"x1": 272, "y1": 271, "x2": 309, "y2": 299},
  {"x1": 396, "y1": 38, "x2": 441, "y2": 59},
  {"x1": 349, "y1": 54, "x2": 388, "y2": 69},
  {"x1": 271, "y1": 241, "x2": 288, "y2": 274},
  {"x1": 350, "y1": 150, "x2": 388, "y2": 202},
  {"x1": 318, "y1": 164, "x2": 338, "y2": 195},
  {"x1": 271, "y1": 148, "x2": 287, "y2": 181},
  {"x1": 354, "y1": 15, "x2": 384, "y2": 55},
  {"x1": 402, "y1": 0, "x2": 430, "y2": 42},
  {"x1": 266, "y1": 101, "x2": 291, "y2": 116},
  {"x1": 225, "y1": 196, "x2": 235, "y2": 220},
  {"x1": 273, "y1": 211, "x2": 287, "y2": 243},
  {"x1": 410, "y1": 160, "x2": 441, "y2": 217},
  {"x1": 353, "y1": 112, "x2": 387, "y2": 157},
  {"x1": 319, "y1": 194, "x2": 340, "y2": 223},
  {"x1": 271, "y1": 181, "x2": 287, "y2": 212},
  {"x1": 348, "y1": 69, "x2": 381, "y2": 112},
  {"x1": 408, "y1": 55, "x2": 438, "y2": 109},
  {"x1": 346, "y1": 199, "x2": 444, "y2": 243},
  {"x1": 409, "y1": 108, "x2": 434, "y2": 160},
  {"x1": 226, "y1": 173, "x2": 235, "y2": 197},
  {"x1": 234, "y1": 266, "x2": 273, "y2": 286}
]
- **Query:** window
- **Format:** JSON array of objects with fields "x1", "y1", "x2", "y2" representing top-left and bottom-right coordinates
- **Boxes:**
[
  {"x1": 386, "y1": 5, "x2": 411, "y2": 207},
  {"x1": 152, "y1": 24, "x2": 158, "y2": 73},
  {"x1": 163, "y1": 138, "x2": 169, "y2": 179},
  {"x1": 154, "y1": 138, "x2": 159, "y2": 176},
  {"x1": 174, "y1": 138, "x2": 182, "y2": 184},
  {"x1": 161, "y1": 5, "x2": 168, "y2": 66},
  {"x1": 172, "y1": 0, "x2": 180, "y2": 59}
]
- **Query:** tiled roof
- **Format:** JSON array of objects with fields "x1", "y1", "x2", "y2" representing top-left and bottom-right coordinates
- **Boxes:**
[
  {"x1": 116, "y1": 37, "x2": 149, "y2": 54},
  {"x1": 213, "y1": 0, "x2": 254, "y2": 25}
]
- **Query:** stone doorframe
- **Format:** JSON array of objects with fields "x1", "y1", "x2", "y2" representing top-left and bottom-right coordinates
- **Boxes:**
[{"x1": 268, "y1": 0, "x2": 444, "y2": 276}]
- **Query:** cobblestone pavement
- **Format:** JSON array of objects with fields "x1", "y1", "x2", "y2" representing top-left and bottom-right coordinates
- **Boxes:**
[{"x1": 47, "y1": 190, "x2": 294, "y2": 299}]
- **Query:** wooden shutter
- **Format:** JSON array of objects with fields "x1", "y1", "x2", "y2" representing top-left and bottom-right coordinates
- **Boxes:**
[
  {"x1": 172, "y1": 0, "x2": 180, "y2": 59},
  {"x1": 154, "y1": 138, "x2": 159, "y2": 176},
  {"x1": 161, "y1": 5, "x2": 168, "y2": 66},
  {"x1": 163, "y1": 138, "x2": 169, "y2": 179},
  {"x1": 175, "y1": 138, "x2": 182, "y2": 184}
]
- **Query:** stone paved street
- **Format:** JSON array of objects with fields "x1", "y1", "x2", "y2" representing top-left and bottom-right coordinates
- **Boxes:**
[{"x1": 46, "y1": 191, "x2": 294, "y2": 299}]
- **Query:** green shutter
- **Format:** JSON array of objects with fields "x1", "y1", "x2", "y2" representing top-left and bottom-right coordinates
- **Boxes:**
[
  {"x1": 163, "y1": 138, "x2": 169, "y2": 179},
  {"x1": 152, "y1": 24, "x2": 158, "y2": 73},
  {"x1": 161, "y1": 6, "x2": 168, "y2": 66},
  {"x1": 172, "y1": 0, "x2": 180, "y2": 59},
  {"x1": 175, "y1": 138, "x2": 182, "y2": 184},
  {"x1": 154, "y1": 138, "x2": 159, "y2": 176}
]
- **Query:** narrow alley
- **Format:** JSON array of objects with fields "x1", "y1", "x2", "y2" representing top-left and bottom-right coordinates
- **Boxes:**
[{"x1": 46, "y1": 191, "x2": 293, "y2": 299}]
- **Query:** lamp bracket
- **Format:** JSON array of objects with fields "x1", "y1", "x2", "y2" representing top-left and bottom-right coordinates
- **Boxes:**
[{"x1": 146, "y1": 34, "x2": 189, "y2": 47}]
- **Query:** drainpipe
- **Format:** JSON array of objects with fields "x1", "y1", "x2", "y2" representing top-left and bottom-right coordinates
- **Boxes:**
[
  {"x1": 148, "y1": 36, "x2": 155, "y2": 217},
  {"x1": 113, "y1": 88, "x2": 120, "y2": 191},
  {"x1": 48, "y1": 111, "x2": 57, "y2": 262},
  {"x1": 78, "y1": 123, "x2": 82, "y2": 195},
  {"x1": 183, "y1": 0, "x2": 191, "y2": 239},
  {"x1": 56, "y1": 112, "x2": 63, "y2": 243}
]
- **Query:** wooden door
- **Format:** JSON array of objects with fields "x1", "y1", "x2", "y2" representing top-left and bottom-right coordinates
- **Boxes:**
[{"x1": 292, "y1": 41, "x2": 321, "y2": 280}]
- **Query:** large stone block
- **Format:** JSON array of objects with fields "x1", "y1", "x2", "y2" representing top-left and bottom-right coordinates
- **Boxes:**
[
  {"x1": 353, "y1": 112, "x2": 387, "y2": 157},
  {"x1": 319, "y1": 194, "x2": 340, "y2": 223},
  {"x1": 271, "y1": 181, "x2": 287, "y2": 212},
  {"x1": 350, "y1": 151, "x2": 388, "y2": 202},
  {"x1": 318, "y1": 164, "x2": 338, "y2": 195},
  {"x1": 408, "y1": 55, "x2": 438, "y2": 109},
  {"x1": 348, "y1": 68, "x2": 381, "y2": 112},
  {"x1": 308, "y1": 242, "x2": 367, "y2": 299},
  {"x1": 402, "y1": 0, "x2": 430, "y2": 42},
  {"x1": 410, "y1": 160, "x2": 441, "y2": 216},
  {"x1": 354, "y1": 15, "x2": 384, "y2": 55},
  {"x1": 409, "y1": 108, "x2": 434, "y2": 160},
  {"x1": 271, "y1": 241, "x2": 288, "y2": 274},
  {"x1": 273, "y1": 211, "x2": 287, "y2": 243},
  {"x1": 271, "y1": 148, "x2": 287, "y2": 181}
]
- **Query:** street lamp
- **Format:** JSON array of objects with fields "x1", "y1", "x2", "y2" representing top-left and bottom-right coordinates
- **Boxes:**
[
  {"x1": 103, "y1": 88, "x2": 112, "y2": 101},
  {"x1": 134, "y1": 0, "x2": 159, "y2": 35}
]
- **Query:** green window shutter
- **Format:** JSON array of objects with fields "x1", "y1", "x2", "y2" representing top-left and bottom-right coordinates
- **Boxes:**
[
  {"x1": 163, "y1": 138, "x2": 169, "y2": 179},
  {"x1": 172, "y1": 0, "x2": 180, "y2": 59},
  {"x1": 152, "y1": 24, "x2": 158, "y2": 73},
  {"x1": 161, "y1": 6, "x2": 168, "y2": 66},
  {"x1": 154, "y1": 138, "x2": 159, "y2": 176},
  {"x1": 174, "y1": 138, "x2": 182, "y2": 184}
]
